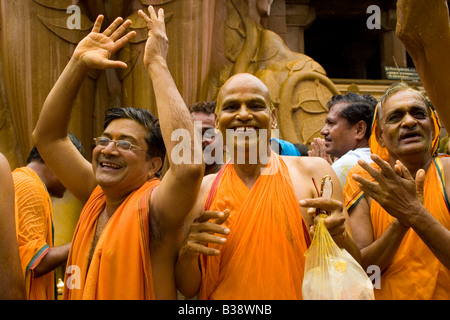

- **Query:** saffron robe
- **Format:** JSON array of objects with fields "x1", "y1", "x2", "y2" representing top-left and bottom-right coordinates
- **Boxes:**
[
  {"x1": 13, "y1": 167, "x2": 54, "y2": 300},
  {"x1": 63, "y1": 178, "x2": 160, "y2": 300},
  {"x1": 344, "y1": 157, "x2": 450, "y2": 299},
  {"x1": 199, "y1": 153, "x2": 310, "y2": 300}
]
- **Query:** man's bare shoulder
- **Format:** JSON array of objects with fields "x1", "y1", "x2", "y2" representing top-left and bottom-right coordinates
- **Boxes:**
[
  {"x1": 199, "y1": 173, "x2": 218, "y2": 200},
  {"x1": 438, "y1": 156, "x2": 450, "y2": 191},
  {"x1": 179, "y1": 173, "x2": 219, "y2": 231},
  {"x1": 281, "y1": 155, "x2": 334, "y2": 174},
  {"x1": 281, "y1": 155, "x2": 343, "y2": 199},
  {"x1": 439, "y1": 155, "x2": 450, "y2": 167}
]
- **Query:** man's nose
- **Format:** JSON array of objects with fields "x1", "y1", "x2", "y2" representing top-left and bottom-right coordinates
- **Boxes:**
[
  {"x1": 236, "y1": 105, "x2": 252, "y2": 120},
  {"x1": 101, "y1": 140, "x2": 120, "y2": 154},
  {"x1": 402, "y1": 113, "x2": 418, "y2": 127}
]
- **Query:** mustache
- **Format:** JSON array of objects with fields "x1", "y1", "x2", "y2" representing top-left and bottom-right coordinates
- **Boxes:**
[
  {"x1": 399, "y1": 126, "x2": 422, "y2": 139},
  {"x1": 97, "y1": 154, "x2": 125, "y2": 166}
]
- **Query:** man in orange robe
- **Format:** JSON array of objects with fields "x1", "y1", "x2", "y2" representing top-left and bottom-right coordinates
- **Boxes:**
[
  {"x1": 33, "y1": 6, "x2": 204, "y2": 299},
  {"x1": 344, "y1": 83, "x2": 450, "y2": 299},
  {"x1": 175, "y1": 73, "x2": 361, "y2": 300},
  {"x1": 13, "y1": 137, "x2": 83, "y2": 300},
  {"x1": 0, "y1": 152, "x2": 26, "y2": 299}
]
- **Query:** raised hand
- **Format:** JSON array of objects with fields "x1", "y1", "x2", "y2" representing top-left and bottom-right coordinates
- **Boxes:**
[
  {"x1": 72, "y1": 15, "x2": 136, "y2": 70},
  {"x1": 138, "y1": 6, "x2": 169, "y2": 69}
]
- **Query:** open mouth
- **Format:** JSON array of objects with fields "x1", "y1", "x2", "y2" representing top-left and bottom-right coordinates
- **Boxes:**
[
  {"x1": 99, "y1": 160, "x2": 123, "y2": 170},
  {"x1": 400, "y1": 130, "x2": 422, "y2": 142},
  {"x1": 233, "y1": 126, "x2": 257, "y2": 134}
]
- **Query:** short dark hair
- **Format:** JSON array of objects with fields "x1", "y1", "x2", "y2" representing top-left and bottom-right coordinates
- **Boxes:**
[
  {"x1": 327, "y1": 93, "x2": 377, "y2": 139},
  {"x1": 103, "y1": 107, "x2": 165, "y2": 177},
  {"x1": 27, "y1": 132, "x2": 85, "y2": 164},
  {"x1": 188, "y1": 101, "x2": 216, "y2": 115}
]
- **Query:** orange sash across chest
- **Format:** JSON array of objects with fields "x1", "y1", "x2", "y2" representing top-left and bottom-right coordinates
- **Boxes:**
[
  {"x1": 63, "y1": 178, "x2": 160, "y2": 300},
  {"x1": 199, "y1": 153, "x2": 310, "y2": 300}
]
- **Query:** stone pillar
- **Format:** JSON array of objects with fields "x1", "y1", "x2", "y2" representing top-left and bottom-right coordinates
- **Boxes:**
[
  {"x1": 285, "y1": 4, "x2": 316, "y2": 54},
  {"x1": 381, "y1": 9, "x2": 407, "y2": 77},
  {"x1": 263, "y1": 0, "x2": 287, "y2": 41}
]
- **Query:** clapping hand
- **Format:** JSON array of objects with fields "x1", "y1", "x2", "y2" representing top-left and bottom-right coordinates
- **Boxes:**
[{"x1": 352, "y1": 154, "x2": 425, "y2": 226}]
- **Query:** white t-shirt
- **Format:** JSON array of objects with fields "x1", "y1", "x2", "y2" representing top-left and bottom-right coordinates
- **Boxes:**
[{"x1": 332, "y1": 147, "x2": 372, "y2": 188}]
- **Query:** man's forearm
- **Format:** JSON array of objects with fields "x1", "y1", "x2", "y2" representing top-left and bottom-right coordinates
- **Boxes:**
[
  {"x1": 33, "y1": 57, "x2": 89, "y2": 144},
  {"x1": 147, "y1": 60, "x2": 201, "y2": 168},
  {"x1": 33, "y1": 243, "x2": 71, "y2": 278},
  {"x1": 408, "y1": 207, "x2": 450, "y2": 269},
  {"x1": 175, "y1": 252, "x2": 202, "y2": 299},
  {"x1": 361, "y1": 219, "x2": 409, "y2": 271}
]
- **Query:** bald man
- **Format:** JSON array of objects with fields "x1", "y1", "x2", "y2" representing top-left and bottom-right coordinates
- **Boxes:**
[{"x1": 175, "y1": 73, "x2": 360, "y2": 300}]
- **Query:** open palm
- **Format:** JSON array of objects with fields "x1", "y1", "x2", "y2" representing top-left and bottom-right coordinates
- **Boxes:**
[{"x1": 72, "y1": 15, "x2": 136, "y2": 70}]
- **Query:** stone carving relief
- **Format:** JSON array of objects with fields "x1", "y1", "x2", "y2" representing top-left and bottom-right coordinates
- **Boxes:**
[{"x1": 0, "y1": 0, "x2": 339, "y2": 167}]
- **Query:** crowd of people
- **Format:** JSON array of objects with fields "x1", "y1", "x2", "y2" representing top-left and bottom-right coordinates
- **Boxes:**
[{"x1": 1, "y1": 0, "x2": 449, "y2": 300}]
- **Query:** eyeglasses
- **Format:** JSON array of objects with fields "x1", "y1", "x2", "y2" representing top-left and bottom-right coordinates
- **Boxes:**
[{"x1": 93, "y1": 137, "x2": 144, "y2": 151}]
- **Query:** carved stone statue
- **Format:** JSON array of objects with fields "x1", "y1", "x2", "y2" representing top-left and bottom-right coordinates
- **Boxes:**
[
  {"x1": 0, "y1": 0, "x2": 339, "y2": 167},
  {"x1": 203, "y1": 0, "x2": 340, "y2": 144}
]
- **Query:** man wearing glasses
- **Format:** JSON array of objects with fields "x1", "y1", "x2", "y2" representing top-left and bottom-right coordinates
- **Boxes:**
[{"x1": 32, "y1": 6, "x2": 204, "y2": 299}]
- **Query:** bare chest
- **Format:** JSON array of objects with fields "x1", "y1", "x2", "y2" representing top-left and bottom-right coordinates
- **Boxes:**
[{"x1": 88, "y1": 209, "x2": 110, "y2": 267}]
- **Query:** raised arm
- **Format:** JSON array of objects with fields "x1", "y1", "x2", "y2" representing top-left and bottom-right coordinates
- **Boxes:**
[
  {"x1": 32, "y1": 16, "x2": 136, "y2": 203},
  {"x1": 396, "y1": 0, "x2": 450, "y2": 129},
  {"x1": 138, "y1": 7, "x2": 204, "y2": 233},
  {"x1": 0, "y1": 154, "x2": 26, "y2": 299}
]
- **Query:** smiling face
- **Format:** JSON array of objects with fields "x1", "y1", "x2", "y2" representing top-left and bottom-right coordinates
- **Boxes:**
[
  {"x1": 92, "y1": 118, "x2": 153, "y2": 197},
  {"x1": 216, "y1": 74, "x2": 277, "y2": 158},
  {"x1": 376, "y1": 89, "x2": 435, "y2": 161}
]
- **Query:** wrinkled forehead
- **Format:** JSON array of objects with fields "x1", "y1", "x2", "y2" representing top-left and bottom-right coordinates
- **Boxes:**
[
  {"x1": 378, "y1": 89, "x2": 430, "y2": 121},
  {"x1": 216, "y1": 74, "x2": 272, "y2": 110}
]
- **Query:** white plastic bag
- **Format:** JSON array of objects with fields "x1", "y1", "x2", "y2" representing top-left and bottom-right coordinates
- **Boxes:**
[{"x1": 302, "y1": 215, "x2": 374, "y2": 300}]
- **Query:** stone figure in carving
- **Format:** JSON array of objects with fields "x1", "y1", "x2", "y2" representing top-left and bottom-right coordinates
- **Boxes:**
[
  {"x1": 0, "y1": 0, "x2": 216, "y2": 165},
  {"x1": 0, "y1": 0, "x2": 338, "y2": 167},
  {"x1": 204, "y1": 0, "x2": 340, "y2": 144}
]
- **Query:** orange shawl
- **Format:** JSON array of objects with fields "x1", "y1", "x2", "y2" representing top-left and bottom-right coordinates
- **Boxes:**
[
  {"x1": 199, "y1": 153, "x2": 310, "y2": 300},
  {"x1": 13, "y1": 167, "x2": 54, "y2": 300},
  {"x1": 63, "y1": 178, "x2": 160, "y2": 300},
  {"x1": 344, "y1": 157, "x2": 450, "y2": 299}
]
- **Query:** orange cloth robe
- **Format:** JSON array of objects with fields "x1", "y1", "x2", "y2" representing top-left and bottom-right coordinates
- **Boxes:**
[
  {"x1": 199, "y1": 153, "x2": 310, "y2": 300},
  {"x1": 344, "y1": 157, "x2": 450, "y2": 299},
  {"x1": 13, "y1": 167, "x2": 54, "y2": 300},
  {"x1": 63, "y1": 178, "x2": 160, "y2": 300}
]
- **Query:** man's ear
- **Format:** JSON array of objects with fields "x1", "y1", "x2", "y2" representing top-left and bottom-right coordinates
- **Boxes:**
[
  {"x1": 355, "y1": 120, "x2": 367, "y2": 141},
  {"x1": 214, "y1": 113, "x2": 218, "y2": 128},
  {"x1": 271, "y1": 108, "x2": 278, "y2": 129},
  {"x1": 147, "y1": 157, "x2": 163, "y2": 179},
  {"x1": 375, "y1": 123, "x2": 385, "y2": 148}
]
